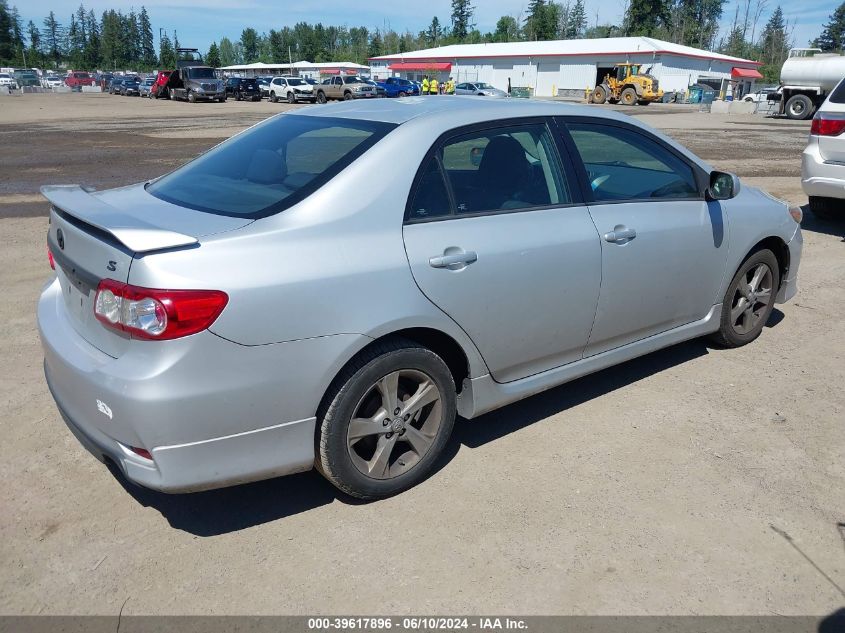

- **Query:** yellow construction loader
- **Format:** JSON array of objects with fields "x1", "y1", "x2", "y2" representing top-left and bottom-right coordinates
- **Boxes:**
[{"x1": 591, "y1": 63, "x2": 664, "y2": 106}]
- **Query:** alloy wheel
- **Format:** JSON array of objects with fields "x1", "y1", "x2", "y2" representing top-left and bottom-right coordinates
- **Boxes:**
[
  {"x1": 730, "y1": 263, "x2": 773, "y2": 335},
  {"x1": 346, "y1": 369, "x2": 443, "y2": 480}
]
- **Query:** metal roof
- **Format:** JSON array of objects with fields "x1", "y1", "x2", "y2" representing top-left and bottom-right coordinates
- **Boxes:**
[{"x1": 370, "y1": 36, "x2": 760, "y2": 66}]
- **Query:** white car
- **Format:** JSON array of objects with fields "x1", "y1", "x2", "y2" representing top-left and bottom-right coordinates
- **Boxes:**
[
  {"x1": 42, "y1": 75, "x2": 64, "y2": 89},
  {"x1": 742, "y1": 87, "x2": 777, "y2": 103},
  {"x1": 0, "y1": 72, "x2": 18, "y2": 90},
  {"x1": 802, "y1": 77, "x2": 845, "y2": 220},
  {"x1": 268, "y1": 76, "x2": 315, "y2": 103}
]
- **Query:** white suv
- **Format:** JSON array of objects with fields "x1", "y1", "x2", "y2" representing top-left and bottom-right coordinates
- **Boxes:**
[
  {"x1": 268, "y1": 76, "x2": 315, "y2": 104},
  {"x1": 0, "y1": 72, "x2": 18, "y2": 90},
  {"x1": 802, "y1": 77, "x2": 845, "y2": 220}
]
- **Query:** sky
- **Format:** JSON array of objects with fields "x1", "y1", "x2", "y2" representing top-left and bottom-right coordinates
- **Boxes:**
[{"x1": 18, "y1": 0, "x2": 833, "y2": 58}]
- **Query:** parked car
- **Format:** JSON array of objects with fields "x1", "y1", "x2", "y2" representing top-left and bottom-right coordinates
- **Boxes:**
[
  {"x1": 268, "y1": 76, "x2": 315, "y2": 103},
  {"x1": 0, "y1": 72, "x2": 17, "y2": 90},
  {"x1": 802, "y1": 77, "x2": 845, "y2": 220},
  {"x1": 377, "y1": 76, "x2": 419, "y2": 97},
  {"x1": 225, "y1": 77, "x2": 262, "y2": 101},
  {"x1": 454, "y1": 81, "x2": 508, "y2": 97},
  {"x1": 97, "y1": 73, "x2": 114, "y2": 91},
  {"x1": 256, "y1": 76, "x2": 273, "y2": 98},
  {"x1": 38, "y1": 99, "x2": 802, "y2": 500},
  {"x1": 41, "y1": 75, "x2": 64, "y2": 89},
  {"x1": 742, "y1": 86, "x2": 778, "y2": 102},
  {"x1": 363, "y1": 79, "x2": 387, "y2": 97},
  {"x1": 139, "y1": 76, "x2": 156, "y2": 97},
  {"x1": 150, "y1": 71, "x2": 172, "y2": 99},
  {"x1": 65, "y1": 71, "x2": 95, "y2": 90},
  {"x1": 13, "y1": 69, "x2": 40, "y2": 87},
  {"x1": 315, "y1": 74, "x2": 378, "y2": 102},
  {"x1": 107, "y1": 77, "x2": 123, "y2": 94},
  {"x1": 304, "y1": 77, "x2": 317, "y2": 86},
  {"x1": 119, "y1": 76, "x2": 142, "y2": 96}
]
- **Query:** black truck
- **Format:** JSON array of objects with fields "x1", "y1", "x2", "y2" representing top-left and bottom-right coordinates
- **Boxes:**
[{"x1": 165, "y1": 48, "x2": 226, "y2": 103}]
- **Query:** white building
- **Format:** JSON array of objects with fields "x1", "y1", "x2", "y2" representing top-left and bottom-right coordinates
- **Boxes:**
[
  {"x1": 219, "y1": 60, "x2": 370, "y2": 80},
  {"x1": 369, "y1": 36, "x2": 762, "y2": 97}
]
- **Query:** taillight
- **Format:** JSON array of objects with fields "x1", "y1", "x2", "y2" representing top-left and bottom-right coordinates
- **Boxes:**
[
  {"x1": 810, "y1": 113, "x2": 845, "y2": 137},
  {"x1": 93, "y1": 279, "x2": 228, "y2": 340},
  {"x1": 47, "y1": 245, "x2": 55, "y2": 270}
]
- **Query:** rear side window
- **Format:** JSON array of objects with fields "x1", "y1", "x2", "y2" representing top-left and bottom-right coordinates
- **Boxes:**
[
  {"x1": 566, "y1": 122, "x2": 699, "y2": 201},
  {"x1": 408, "y1": 158, "x2": 451, "y2": 220},
  {"x1": 830, "y1": 78, "x2": 845, "y2": 104},
  {"x1": 147, "y1": 115, "x2": 395, "y2": 218}
]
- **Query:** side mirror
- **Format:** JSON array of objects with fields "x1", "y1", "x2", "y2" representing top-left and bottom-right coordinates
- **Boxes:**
[{"x1": 706, "y1": 171, "x2": 740, "y2": 201}]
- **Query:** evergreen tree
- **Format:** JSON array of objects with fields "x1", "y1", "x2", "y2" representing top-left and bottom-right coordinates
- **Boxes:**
[
  {"x1": 218, "y1": 36, "x2": 237, "y2": 66},
  {"x1": 524, "y1": 0, "x2": 546, "y2": 40},
  {"x1": 759, "y1": 6, "x2": 788, "y2": 81},
  {"x1": 206, "y1": 41, "x2": 220, "y2": 67},
  {"x1": 9, "y1": 4, "x2": 23, "y2": 63},
  {"x1": 450, "y1": 0, "x2": 474, "y2": 41},
  {"x1": 158, "y1": 31, "x2": 175, "y2": 68},
  {"x1": 814, "y1": 1, "x2": 845, "y2": 51},
  {"x1": 0, "y1": 1, "x2": 14, "y2": 64},
  {"x1": 626, "y1": 0, "x2": 669, "y2": 37},
  {"x1": 41, "y1": 11, "x2": 62, "y2": 68},
  {"x1": 424, "y1": 17, "x2": 443, "y2": 46},
  {"x1": 27, "y1": 19, "x2": 40, "y2": 66},
  {"x1": 84, "y1": 8, "x2": 99, "y2": 68},
  {"x1": 565, "y1": 0, "x2": 588, "y2": 38},
  {"x1": 368, "y1": 30, "x2": 383, "y2": 58},
  {"x1": 240, "y1": 27, "x2": 258, "y2": 62},
  {"x1": 139, "y1": 7, "x2": 156, "y2": 67}
]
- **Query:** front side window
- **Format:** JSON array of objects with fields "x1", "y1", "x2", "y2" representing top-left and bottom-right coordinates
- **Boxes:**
[
  {"x1": 439, "y1": 123, "x2": 569, "y2": 215},
  {"x1": 566, "y1": 122, "x2": 699, "y2": 202},
  {"x1": 148, "y1": 115, "x2": 395, "y2": 218}
]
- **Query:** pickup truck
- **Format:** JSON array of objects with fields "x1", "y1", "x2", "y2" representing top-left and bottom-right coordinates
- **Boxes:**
[
  {"x1": 376, "y1": 77, "x2": 419, "y2": 97},
  {"x1": 65, "y1": 71, "x2": 95, "y2": 89},
  {"x1": 315, "y1": 75, "x2": 378, "y2": 103}
]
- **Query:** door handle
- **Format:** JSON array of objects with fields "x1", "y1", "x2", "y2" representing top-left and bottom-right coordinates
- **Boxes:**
[
  {"x1": 429, "y1": 251, "x2": 478, "y2": 269},
  {"x1": 603, "y1": 226, "x2": 637, "y2": 243}
]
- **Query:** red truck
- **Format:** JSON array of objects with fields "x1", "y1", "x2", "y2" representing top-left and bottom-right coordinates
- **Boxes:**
[
  {"x1": 150, "y1": 70, "x2": 172, "y2": 99},
  {"x1": 65, "y1": 71, "x2": 95, "y2": 89}
]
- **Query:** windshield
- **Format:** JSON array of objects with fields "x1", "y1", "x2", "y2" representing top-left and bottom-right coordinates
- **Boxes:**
[
  {"x1": 148, "y1": 115, "x2": 395, "y2": 218},
  {"x1": 186, "y1": 67, "x2": 217, "y2": 79},
  {"x1": 75, "y1": 73, "x2": 90, "y2": 78},
  {"x1": 286, "y1": 78, "x2": 305, "y2": 86},
  {"x1": 344, "y1": 76, "x2": 364, "y2": 84}
]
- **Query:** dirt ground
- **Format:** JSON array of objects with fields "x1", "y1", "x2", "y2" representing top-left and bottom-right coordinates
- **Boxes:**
[{"x1": 0, "y1": 93, "x2": 843, "y2": 617}]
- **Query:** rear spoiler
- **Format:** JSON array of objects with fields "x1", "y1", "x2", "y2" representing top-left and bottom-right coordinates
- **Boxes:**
[{"x1": 40, "y1": 185, "x2": 198, "y2": 253}]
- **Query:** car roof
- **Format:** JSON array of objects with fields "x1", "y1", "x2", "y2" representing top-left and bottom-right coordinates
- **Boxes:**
[{"x1": 293, "y1": 95, "x2": 633, "y2": 126}]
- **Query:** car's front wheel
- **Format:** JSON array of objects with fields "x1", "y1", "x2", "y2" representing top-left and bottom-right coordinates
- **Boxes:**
[
  {"x1": 270, "y1": 91, "x2": 277, "y2": 103},
  {"x1": 287, "y1": 91, "x2": 296, "y2": 104},
  {"x1": 316, "y1": 339, "x2": 457, "y2": 500},
  {"x1": 710, "y1": 249, "x2": 779, "y2": 348},
  {"x1": 317, "y1": 91, "x2": 327, "y2": 104}
]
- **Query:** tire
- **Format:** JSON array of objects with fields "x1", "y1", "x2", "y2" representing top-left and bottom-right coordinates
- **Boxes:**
[
  {"x1": 591, "y1": 85, "x2": 608, "y2": 104},
  {"x1": 809, "y1": 196, "x2": 842, "y2": 220},
  {"x1": 637, "y1": 99, "x2": 651, "y2": 105},
  {"x1": 621, "y1": 87, "x2": 638, "y2": 105},
  {"x1": 343, "y1": 91, "x2": 353, "y2": 100},
  {"x1": 316, "y1": 338, "x2": 457, "y2": 500},
  {"x1": 270, "y1": 91, "x2": 277, "y2": 103},
  {"x1": 744, "y1": 96, "x2": 754, "y2": 102},
  {"x1": 235, "y1": 92, "x2": 241, "y2": 101},
  {"x1": 785, "y1": 94, "x2": 813, "y2": 120},
  {"x1": 710, "y1": 249, "x2": 779, "y2": 348},
  {"x1": 398, "y1": 91, "x2": 407, "y2": 98},
  {"x1": 317, "y1": 91, "x2": 327, "y2": 104},
  {"x1": 187, "y1": 90, "x2": 196, "y2": 103},
  {"x1": 287, "y1": 91, "x2": 295, "y2": 104}
]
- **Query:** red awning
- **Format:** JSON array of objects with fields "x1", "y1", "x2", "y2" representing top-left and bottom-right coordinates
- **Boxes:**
[
  {"x1": 732, "y1": 67, "x2": 763, "y2": 79},
  {"x1": 388, "y1": 62, "x2": 452, "y2": 72}
]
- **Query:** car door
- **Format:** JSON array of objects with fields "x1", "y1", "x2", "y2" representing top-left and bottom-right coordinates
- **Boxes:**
[
  {"x1": 559, "y1": 118, "x2": 729, "y2": 357},
  {"x1": 402, "y1": 119, "x2": 602, "y2": 383}
]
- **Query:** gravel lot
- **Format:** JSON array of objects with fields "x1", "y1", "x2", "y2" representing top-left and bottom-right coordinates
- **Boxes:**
[{"x1": 1, "y1": 93, "x2": 843, "y2": 617}]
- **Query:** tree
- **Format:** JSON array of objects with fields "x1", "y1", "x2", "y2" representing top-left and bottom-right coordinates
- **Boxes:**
[
  {"x1": 26, "y1": 19, "x2": 40, "y2": 66},
  {"x1": 84, "y1": 9, "x2": 99, "y2": 68},
  {"x1": 159, "y1": 31, "x2": 175, "y2": 69},
  {"x1": 368, "y1": 30, "x2": 383, "y2": 58},
  {"x1": 138, "y1": 6, "x2": 156, "y2": 67},
  {"x1": 206, "y1": 41, "x2": 220, "y2": 67},
  {"x1": 626, "y1": 0, "x2": 669, "y2": 37},
  {"x1": 814, "y1": 1, "x2": 845, "y2": 51},
  {"x1": 758, "y1": 5, "x2": 789, "y2": 81},
  {"x1": 451, "y1": 0, "x2": 474, "y2": 41},
  {"x1": 524, "y1": 0, "x2": 546, "y2": 40},
  {"x1": 240, "y1": 27, "x2": 258, "y2": 62},
  {"x1": 41, "y1": 11, "x2": 62, "y2": 68},
  {"x1": 424, "y1": 16, "x2": 443, "y2": 46},
  {"x1": 565, "y1": 0, "x2": 587, "y2": 38},
  {"x1": 493, "y1": 15, "x2": 520, "y2": 42},
  {"x1": 0, "y1": 1, "x2": 14, "y2": 64},
  {"x1": 218, "y1": 36, "x2": 239, "y2": 66}
]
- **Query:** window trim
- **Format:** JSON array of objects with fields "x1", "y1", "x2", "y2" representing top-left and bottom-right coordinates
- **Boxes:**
[
  {"x1": 404, "y1": 117, "x2": 586, "y2": 225},
  {"x1": 556, "y1": 116, "x2": 710, "y2": 205}
]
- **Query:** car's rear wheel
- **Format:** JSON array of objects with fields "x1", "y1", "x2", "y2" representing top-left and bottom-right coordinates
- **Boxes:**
[
  {"x1": 621, "y1": 87, "x2": 638, "y2": 105},
  {"x1": 710, "y1": 249, "x2": 779, "y2": 348},
  {"x1": 809, "y1": 196, "x2": 841, "y2": 220},
  {"x1": 398, "y1": 91, "x2": 407, "y2": 98},
  {"x1": 785, "y1": 94, "x2": 813, "y2": 120},
  {"x1": 287, "y1": 91, "x2": 295, "y2": 104},
  {"x1": 316, "y1": 339, "x2": 457, "y2": 500},
  {"x1": 317, "y1": 91, "x2": 327, "y2": 104}
]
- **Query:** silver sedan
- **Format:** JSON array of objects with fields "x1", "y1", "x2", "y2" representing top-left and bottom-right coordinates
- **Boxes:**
[
  {"x1": 454, "y1": 81, "x2": 508, "y2": 97},
  {"x1": 38, "y1": 97, "x2": 802, "y2": 500}
]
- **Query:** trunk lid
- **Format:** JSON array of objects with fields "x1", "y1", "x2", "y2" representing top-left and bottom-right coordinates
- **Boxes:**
[{"x1": 43, "y1": 184, "x2": 251, "y2": 358}]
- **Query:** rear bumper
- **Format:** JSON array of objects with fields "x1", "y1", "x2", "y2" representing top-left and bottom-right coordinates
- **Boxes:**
[
  {"x1": 37, "y1": 278, "x2": 366, "y2": 492},
  {"x1": 802, "y1": 139, "x2": 845, "y2": 199}
]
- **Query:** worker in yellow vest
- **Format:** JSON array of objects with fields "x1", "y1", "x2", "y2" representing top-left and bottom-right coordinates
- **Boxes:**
[
  {"x1": 430, "y1": 77, "x2": 439, "y2": 95},
  {"x1": 446, "y1": 77, "x2": 455, "y2": 94},
  {"x1": 421, "y1": 76, "x2": 430, "y2": 95}
]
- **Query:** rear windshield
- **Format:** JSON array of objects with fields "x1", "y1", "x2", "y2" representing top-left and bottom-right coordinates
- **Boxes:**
[
  {"x1": 830, "y1": 78, "x2": 845, "y2": 104},
  {"x1": 147, "y1": 114, "x2": 395, "y2": 218}
]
